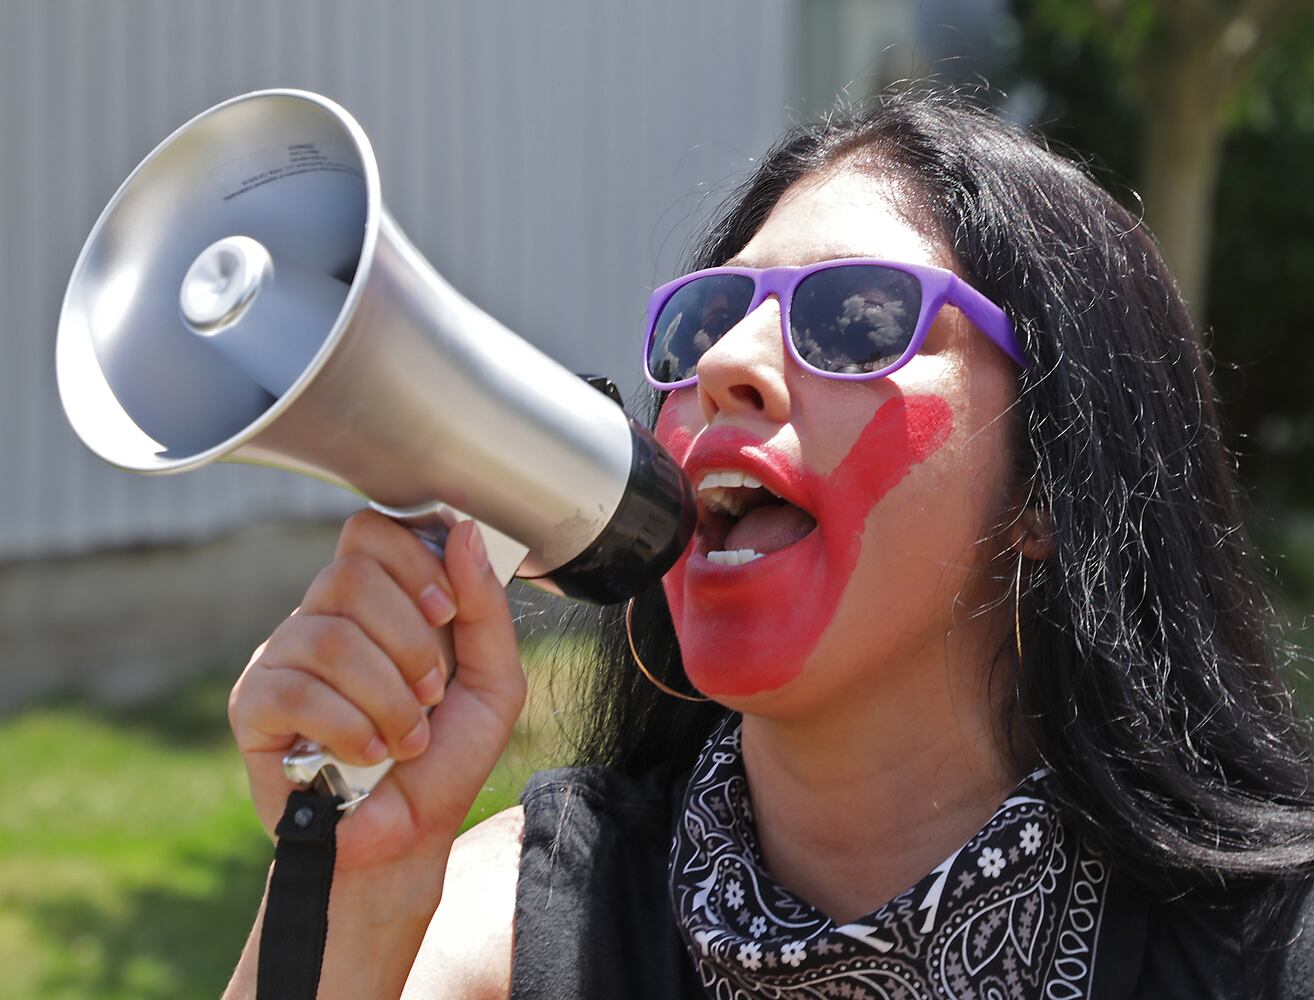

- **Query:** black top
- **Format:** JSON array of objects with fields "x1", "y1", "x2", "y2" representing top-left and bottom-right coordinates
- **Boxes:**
[{"x1": 509, "y1": 764, "x2": 1314, "y2": 1000}]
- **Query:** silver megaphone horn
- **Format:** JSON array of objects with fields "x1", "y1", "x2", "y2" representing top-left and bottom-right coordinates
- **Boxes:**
[{"x1": 56, "y1": 89, "x2": 696, "y2": 809}]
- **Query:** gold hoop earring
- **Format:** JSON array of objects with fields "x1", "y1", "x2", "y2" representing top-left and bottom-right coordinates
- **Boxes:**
[
  {"x1": 1014, "y1": 555, "x2": 1025, "y2": 662},
  {"x1": 625, "y1": 598, "x2": 710, "y2": 703}
]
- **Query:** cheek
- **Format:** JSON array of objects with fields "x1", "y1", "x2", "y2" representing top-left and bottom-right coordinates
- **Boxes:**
[
  {"x1": 824, "y1": 394, "x2": 955, "y2": 534},
  {"x1": 808, "y1": 394, "x2": 956, "y2": 633},
  {"x1": 820, "y1": 400, "x2": 969, "y2": 655},
  {"x1": 654, "y1": 394, "x2": 698, "y2": 464}
]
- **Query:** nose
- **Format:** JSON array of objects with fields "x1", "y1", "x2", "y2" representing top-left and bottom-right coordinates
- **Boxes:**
[{"x1": 695, "y1": 295, "x2": 791, "y2": 425}]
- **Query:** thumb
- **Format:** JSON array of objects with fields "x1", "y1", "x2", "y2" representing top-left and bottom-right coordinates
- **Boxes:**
[{"x1": 442, "y1": 519, "x2": 524, "y2": 710}]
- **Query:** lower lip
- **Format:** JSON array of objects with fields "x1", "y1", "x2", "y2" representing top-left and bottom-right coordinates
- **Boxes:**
[{"x1": 671, "y1": 523, "x2": 831, "y2": 696}]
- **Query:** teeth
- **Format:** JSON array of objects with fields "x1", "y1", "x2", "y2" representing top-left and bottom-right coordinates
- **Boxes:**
[
  {"x1": 695, "y1": 470, "x2": 781, "y2": 518},
  {"x1": 696, "y1": 469, "x2": 761, "y2": 493},
  {"x1": 706, "y1": 548, "x2": 765, "y2": 566}
]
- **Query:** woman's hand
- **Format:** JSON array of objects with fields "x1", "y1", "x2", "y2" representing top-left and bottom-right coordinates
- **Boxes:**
[{"x1": 228, "y1": 508, "x2": 526, "y2": 880}]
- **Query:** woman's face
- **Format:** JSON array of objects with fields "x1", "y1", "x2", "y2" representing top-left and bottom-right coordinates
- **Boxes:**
[{"x1": 655, "y1": 165, "x2": 1022, "y2": 713}]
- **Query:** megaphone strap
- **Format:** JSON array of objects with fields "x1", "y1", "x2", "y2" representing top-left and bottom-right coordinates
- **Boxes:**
[{"x1": 256, "y1": 789, "x2": 345, "y2": 1000}]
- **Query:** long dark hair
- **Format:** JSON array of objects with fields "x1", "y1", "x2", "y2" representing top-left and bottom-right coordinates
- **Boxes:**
[{"x1": 556, "y1": 87, "x2": 1314, "y2": 895}]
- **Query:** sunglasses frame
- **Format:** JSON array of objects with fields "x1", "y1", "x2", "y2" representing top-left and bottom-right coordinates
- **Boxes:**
[{"x1": 643, "y1": 257, "x2": 1029, "y2": 390}]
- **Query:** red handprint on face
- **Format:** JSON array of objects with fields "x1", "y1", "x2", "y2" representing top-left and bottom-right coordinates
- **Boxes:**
[{"x1": 659, "y1": 394, "x2": 953, "y2": 697}]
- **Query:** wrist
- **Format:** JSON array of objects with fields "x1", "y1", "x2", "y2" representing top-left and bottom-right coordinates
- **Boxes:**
[
  {"x1": 330, "y1": 845, "x2": 451, "y2": 926},
  {"x1": 312, "y1": 850, "x2": 451, "y2": 1000}
]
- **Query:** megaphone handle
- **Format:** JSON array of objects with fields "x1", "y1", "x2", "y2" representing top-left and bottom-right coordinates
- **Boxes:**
[{"x1": 282, "y1": 504, "x2": 530, "y2": 812}]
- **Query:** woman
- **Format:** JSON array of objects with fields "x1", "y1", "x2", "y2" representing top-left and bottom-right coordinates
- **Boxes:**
[{"x1": 223, "y1": 91, "x2": 1314, "y2": 999}]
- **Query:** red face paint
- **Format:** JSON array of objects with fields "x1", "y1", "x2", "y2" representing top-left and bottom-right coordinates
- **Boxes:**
[
  {"x1": 655, "y1": 401, "x2": 695, "y2": 468},
  {"x1": 659, "y1": 394, "x2": 953, "y2": 697}
]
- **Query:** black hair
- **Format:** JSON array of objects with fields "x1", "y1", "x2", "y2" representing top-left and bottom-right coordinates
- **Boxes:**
[{"x1": 556, "y1": 87, "x2": 1314, "y2": 897}]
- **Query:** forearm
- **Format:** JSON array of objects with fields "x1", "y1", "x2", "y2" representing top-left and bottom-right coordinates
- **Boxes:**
[
  {"x1": 223, "y1": 855, "x2": 448, "y2": 1000},
  {"x1": 222, "y1": 865, "x2": 268, "y2": 1000}
]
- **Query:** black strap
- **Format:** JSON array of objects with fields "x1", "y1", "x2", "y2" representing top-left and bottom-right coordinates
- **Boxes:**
[{"x1": 257, "y1": 789, "x2": 344, "y2": 1000}]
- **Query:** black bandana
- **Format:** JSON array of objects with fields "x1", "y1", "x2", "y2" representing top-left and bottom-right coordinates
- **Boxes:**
[{"x1": 669, "y1": 716, "x2": 1113, "y2": 1000}]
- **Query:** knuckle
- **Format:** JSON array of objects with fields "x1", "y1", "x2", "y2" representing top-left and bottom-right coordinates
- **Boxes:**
[
  {"x1": 372, "y1": 690, "x2": 422, "y2": 746},
  {"x1": 304, "y1": 564, "x2": 338, "y2": 609},
  {"x1": 264, "y1": 615, "x2": 301, "y2": 653},
  {"x1": 398, "y1": 626, "x2": 443, "y2": 679},
  {"x1": 334, "y1": 715, "x2": 378, "y2": 762},
  {"x1": 313, "y1": 554, "x2": 375, "y2": 608},
  {"x1": 404, "y1": 540, "x2": 442, "y2": 587},
  {"x1": 227, "y1": 676, "x2": 247, "y2": 730},
  {"x1": 333, "y1": 553, "x2": 379, "y2": 595},
  {"x1": 246, "y1": 635, "x2": 271, "y2": 668},
  {"x1": 308, "y1": 617, "x2": 359, "y2": 666},
  {"x1": 465, "y1": 589, "x2": 512, "y2": 633},
  {"x1": 272, "y1": 674, "x2": 311, "y2": 719},
  {"x1": 341, "y1": 508, "x2": 387, "y2": 545},
  {"x1": 381, "y1": 687, "x2": 423, "y2": 733},
  {"x1": 228, "y1": 651, "x2": 276, "y2": 731},
  {"x1": 342, "y1": 510, "x2": 444, "y2": 594}
]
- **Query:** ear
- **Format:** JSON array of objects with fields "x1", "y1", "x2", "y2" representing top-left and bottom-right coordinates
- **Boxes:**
[{"x1": 1010, "y1": 504, "x2": 1055, "y2": 562}]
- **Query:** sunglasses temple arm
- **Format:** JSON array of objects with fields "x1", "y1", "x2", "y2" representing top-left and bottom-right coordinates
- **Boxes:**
[{"x1": 947, "y1": 275, "x2": 1030, "y2": 370}]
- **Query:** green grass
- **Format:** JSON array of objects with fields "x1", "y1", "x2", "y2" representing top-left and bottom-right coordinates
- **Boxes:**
[{"x1": 0, "y1": 644, "x2": 578, "y2": 1000}]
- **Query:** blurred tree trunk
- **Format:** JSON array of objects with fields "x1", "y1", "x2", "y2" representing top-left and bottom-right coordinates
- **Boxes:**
[
  {"x1": 1133, "y1": 0, "x2": 1297, "y2": 322},
  {"x1": 1139, "y1": 40, "x2": 1226, "y2": 322}
]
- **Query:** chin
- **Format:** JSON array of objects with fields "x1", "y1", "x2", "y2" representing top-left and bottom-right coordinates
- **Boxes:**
[{"x1": 683, "y1": 650, "x2": 808, "y2": 700}]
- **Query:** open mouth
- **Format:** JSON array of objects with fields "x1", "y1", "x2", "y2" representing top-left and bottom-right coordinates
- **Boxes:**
[{"x1": 695, "y1": 469, "x2": 818, "y2": 566}]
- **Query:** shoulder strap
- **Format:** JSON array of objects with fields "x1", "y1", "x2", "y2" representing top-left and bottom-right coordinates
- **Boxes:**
[{"x1": 510, "y1": 766, "x2": 704, "y2": 1000}]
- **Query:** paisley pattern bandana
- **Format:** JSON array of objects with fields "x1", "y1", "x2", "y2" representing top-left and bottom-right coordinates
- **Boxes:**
[{"x1": 669, "y1": 716, "x2": 1112, "y2": 1000}]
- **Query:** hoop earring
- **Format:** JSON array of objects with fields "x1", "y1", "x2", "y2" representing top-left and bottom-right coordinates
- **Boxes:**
[
  {"x1": 1014, "y1": 555, "x2": 1025, "y2": 663},
  {"x1": 625, "y1": 598, "x2": 710, "y2": 703}
]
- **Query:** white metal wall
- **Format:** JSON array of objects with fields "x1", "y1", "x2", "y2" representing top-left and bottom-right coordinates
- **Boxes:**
[{"x1": 0, "y1": 0, "x2": 796, "y2": 559}]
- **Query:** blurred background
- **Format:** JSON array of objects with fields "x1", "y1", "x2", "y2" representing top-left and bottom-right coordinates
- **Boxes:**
[{"x1": 2, "y1": 0, "x2": 1311, "y2": 996}]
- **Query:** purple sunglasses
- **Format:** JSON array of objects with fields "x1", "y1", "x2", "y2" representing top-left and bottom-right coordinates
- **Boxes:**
[{"x1": 643, "y1": 257, "x2": 1028, "y2": 389}]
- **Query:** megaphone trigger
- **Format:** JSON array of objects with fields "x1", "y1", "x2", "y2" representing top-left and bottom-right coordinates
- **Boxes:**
[{"x1": 577, "y1": 373, "x2": 625, "y2": 408}]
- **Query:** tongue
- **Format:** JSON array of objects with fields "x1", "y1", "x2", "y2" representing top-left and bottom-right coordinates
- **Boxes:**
[{"x1": 723, "y1": 504, "x2": 817, "y2": 555}]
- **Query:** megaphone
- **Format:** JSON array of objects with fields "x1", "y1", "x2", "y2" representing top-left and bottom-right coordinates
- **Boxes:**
[{"x1": 56, "y1": 89, "x2": 696, "y2": 807}]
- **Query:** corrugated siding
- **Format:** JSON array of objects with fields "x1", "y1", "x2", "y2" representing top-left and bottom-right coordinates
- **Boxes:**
[{"x1": 0, "y1": 0, "x2": 796, "y2": 559}]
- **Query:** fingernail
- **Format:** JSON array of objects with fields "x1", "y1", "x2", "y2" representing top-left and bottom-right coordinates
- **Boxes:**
[
  {"x1": 363, "y1": 735, "x2": 388, "y2": 764},
  {"x1": 414, "y1": 666, "x2": 445, "y2": 705},
  {"x1": 399, "y1": 718, "x2": 429, "y2": 757},
  {"x1": 466, "y1": 522, "x2": 489, "y2": 570},
  {"x1": 418, "y1": 583, "x2": 456, "y2": 627}
]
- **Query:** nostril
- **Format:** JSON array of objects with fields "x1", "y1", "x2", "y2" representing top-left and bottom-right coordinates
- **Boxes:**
[{"x1": 729, "y1": 384, "x2": 765, "y2": 410}]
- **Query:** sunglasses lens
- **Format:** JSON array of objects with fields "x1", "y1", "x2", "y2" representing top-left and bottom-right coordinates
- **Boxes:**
[
  {"x1": 790, "y1": 265, "x2": 923, "y2": 374},
  {"x1": 647, "y1": 273, "x2": 755, "y2": 384}
]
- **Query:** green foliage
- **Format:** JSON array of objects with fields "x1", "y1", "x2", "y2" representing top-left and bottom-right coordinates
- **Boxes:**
[
  {"x1": 1024, "y1": 0, "x2": 1159, "y2": 85},
  {"x1": 1008, "y1": 3, "x2": 1142, "y2": 190},
  {"x1": 1007, "y1": 0, "x2": 1314, "y2": 518},
  {"x1": 1229, "y1": 11, "x2": 1314, "y2": 130},
  {"x1": 1209, "y1": 100, "x2": 1314, "y2": 511}
]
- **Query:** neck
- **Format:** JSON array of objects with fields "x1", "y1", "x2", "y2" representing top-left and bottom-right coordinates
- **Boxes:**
[{"x1": 740, "y1": 627, "x2": 1022, "y2": 924}]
